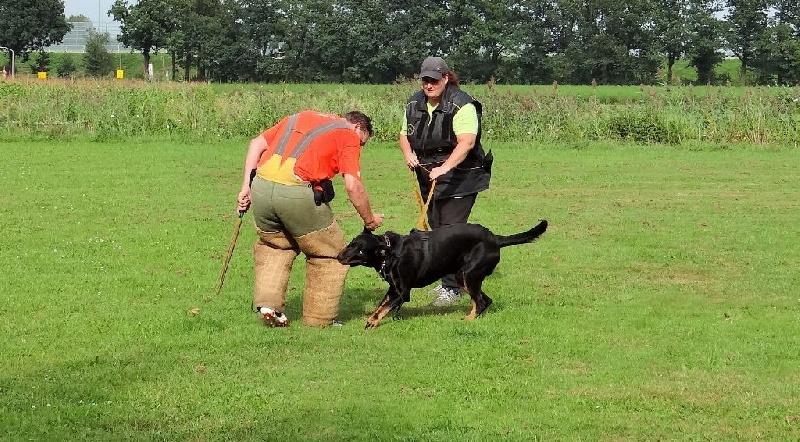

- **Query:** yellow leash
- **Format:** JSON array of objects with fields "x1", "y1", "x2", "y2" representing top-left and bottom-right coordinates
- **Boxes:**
[{"x1": 412, "y1": 168, "x2": 436, "y2": 231}]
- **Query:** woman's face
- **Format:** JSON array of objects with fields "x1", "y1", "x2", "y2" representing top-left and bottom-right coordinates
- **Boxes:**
[{"x1": 421, "y1": 75, "x2": 447, "y2": 101}]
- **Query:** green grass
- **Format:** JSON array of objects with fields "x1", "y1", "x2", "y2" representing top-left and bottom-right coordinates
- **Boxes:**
[
  {"x1": 1, "y1": 140, "x2": 799, "y2": 440},
  {"x1": 3, "y1": 80, "x2": 799, "y2": 145}
]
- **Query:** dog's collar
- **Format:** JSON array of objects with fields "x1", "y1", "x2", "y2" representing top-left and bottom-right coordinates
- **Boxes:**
[
  {"x1": 377, "y1": 232, "x2": 431, "y2": 282},
  {"x1": 378, "y1": 234, "x2": 392, "y2": 281}
]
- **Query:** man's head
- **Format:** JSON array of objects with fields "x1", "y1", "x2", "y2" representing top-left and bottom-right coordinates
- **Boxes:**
[{"x1": 344, "y1": 110, "x2": 373, "y2": 146}]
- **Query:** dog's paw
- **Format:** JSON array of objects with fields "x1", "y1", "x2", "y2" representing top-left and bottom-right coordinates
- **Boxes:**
[{"x1": 365, "y1": 316, "x2": 383, "y2": 328}]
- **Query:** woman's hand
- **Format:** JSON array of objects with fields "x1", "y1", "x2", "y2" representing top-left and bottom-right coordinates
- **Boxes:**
[
  {"x1": 428, "y1": 165, "x2": 451, "y2": 181},
  {"x1": 404, "y1": 151, "x2": 420, "y2": 169}
]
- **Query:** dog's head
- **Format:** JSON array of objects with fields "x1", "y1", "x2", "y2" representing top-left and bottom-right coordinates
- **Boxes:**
[{"x1": 337, "y1": 227, "x2": 388, "y2": 268}]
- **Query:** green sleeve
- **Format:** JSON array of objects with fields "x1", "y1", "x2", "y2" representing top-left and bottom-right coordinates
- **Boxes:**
[
  {"x1": 400, "y1": 111, "x2": 408, "y2": 136},
  {"x1": 452, "y1": 103, "x2": 478, "y2": 135}
]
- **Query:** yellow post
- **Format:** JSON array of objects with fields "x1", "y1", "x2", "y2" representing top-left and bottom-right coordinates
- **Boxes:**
[
  {"x1": 37, "y1": 71, "x2": 47, "y2": 80},
  {"x1": 116, "y1": 69, "x2": 124, "y2": 79}
]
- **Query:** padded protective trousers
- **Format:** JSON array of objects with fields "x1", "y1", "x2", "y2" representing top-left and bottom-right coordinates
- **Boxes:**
[
  {"x1": 295, "y1": 222, "x2": 349, "y2": 327},
  {"x1": 252, "y1": 222, "x2": 348, "y2": 327},
  {"x1": 253, "y1": 228, "x2": 300, "y2": 313}
]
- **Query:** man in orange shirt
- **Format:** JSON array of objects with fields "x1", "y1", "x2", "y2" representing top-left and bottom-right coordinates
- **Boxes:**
[{"x1": 236, "y1": 110, "x2": 384, "y2": 327}]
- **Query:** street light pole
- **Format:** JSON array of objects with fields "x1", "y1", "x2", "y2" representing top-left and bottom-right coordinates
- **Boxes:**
[{"x1": 0, "y1": 46, "x2": 14, "y2": 79}]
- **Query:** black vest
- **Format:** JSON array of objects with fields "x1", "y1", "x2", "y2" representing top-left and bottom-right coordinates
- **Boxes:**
[{"x1": 405, "y1": 86, "x2": 492, "y2": 200}]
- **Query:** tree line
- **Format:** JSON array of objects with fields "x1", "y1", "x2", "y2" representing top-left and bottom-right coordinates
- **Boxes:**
[{"x1": 2, "y1": 0, "x2": 799, "y2": 85}]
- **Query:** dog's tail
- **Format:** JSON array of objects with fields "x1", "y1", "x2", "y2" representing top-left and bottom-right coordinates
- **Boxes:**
[{"x1": 497, "y1": 220, "x2": 548, "y2": 248}]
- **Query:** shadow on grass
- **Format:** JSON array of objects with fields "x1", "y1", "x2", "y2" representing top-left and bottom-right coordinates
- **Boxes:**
[{"x1": 335, "y1": 287, "x2": 494, "y2": 326}]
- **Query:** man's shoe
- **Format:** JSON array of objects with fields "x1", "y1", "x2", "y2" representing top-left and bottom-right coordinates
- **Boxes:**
[{"x1": 258, "y1": 306, "x2": 290, "y2": 327}]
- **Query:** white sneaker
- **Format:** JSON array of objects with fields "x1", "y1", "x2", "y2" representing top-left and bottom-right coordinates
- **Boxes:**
[
  {"x1": 258, "y1": 306, "x2": 290, "y2": 327},
  {"x1": 430, "y1": 286, "x2": 462, "y2": 306}
]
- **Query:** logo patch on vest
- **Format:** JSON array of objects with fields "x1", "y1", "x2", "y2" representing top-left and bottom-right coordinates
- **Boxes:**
[{"x1": 406, "y1": 124, "x2": 415, "y2": 136}]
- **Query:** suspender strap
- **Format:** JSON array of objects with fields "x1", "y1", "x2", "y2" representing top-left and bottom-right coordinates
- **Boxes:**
[
  {"x1": 273, "y1": 114, "x2": 299, "y2": 156},
  {"x1": 272, "y1": 116, "x2": 351, "y2": 159},
  {"x1": 291, "y1": 121, "x2": 351, "y2": 158}
]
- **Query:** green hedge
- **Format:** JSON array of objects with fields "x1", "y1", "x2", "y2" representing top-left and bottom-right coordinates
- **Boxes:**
[{"x1": 1, "y1": 79, "x2": 798, "y2": 145}]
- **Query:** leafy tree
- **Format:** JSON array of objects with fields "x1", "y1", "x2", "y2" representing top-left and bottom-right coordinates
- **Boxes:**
[
  {"x1": 274, "y1": 0, "x2": 350, "y2": 82},
  {"x1": 685, "y1": 0, "x2": 725, "y2": 84},
  {"x1": 385, "y1": 0, "x2": 454, "y2": 79},
  {"x1": 774, "y1": 0, "x2": 800, "y2": 27},
  {"x1": 30, "y1": 50, "x2": 50, "y2": 73},
  {"x1": 11, "y1": 0, "x2": 781, "y2": 85},
  {"x1": 340, "y1": 0, "x2": 409, "y2": 83},
  {"x1": 724, "y1": 0, "x2": 769, "y2": 84},
  {"x1": 109, "y1": 0, "x2": 178, "y2": 79},
  {"x1": 757, "y1": 1, "x2": 800, "y2": 85},
  {"x1": 445, "y1": 0, "x2": 524, "y2": 83},
  {"x1": 652, "y1": 0, "x2": 691, "y2": 83},
  {"x1": 236, "y1": 0, "x2": 292, "y2": 82},
  {"x1": 179, "y1": 0, "x2": 224, "y2": 81},
  {"x1": 556, "y1": 0, "x2": 660, "y2": 84},
  {"x1": 56, "y1": 53, "x2": 78, "y2": 77},
  {"x1": 0, "y1": 0, "x2": 71, "y2": 61},
  {"x1": 83, "y1": 29, "x2": 114, "y2": 77},
  {"x1": 753, "y1": 22, "x2": 800, "y2": 85},
  {"x1": 506, "y1": 1, "x2": 559, "y2": 84}
]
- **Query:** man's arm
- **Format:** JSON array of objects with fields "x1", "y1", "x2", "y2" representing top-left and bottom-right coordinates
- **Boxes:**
[
  {"x1": 237, "y1": 135, "x2": 268, "y2": 213},
  {"x1": 344, "y1": 173, "x2": 383, "y2": 230}
]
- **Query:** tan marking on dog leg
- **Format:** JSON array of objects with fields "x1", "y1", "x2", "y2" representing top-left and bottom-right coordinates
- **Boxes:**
[
  {"x1": 365, "y1": 305, "x2": 392, "y2": 328},
  {"x1": 464, "y1": 299, "x2": 478, "y2": 321}
]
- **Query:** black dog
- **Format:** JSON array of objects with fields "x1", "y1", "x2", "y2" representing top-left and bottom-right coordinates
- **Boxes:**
[{"x1": 337, "y1": 220, "x2": 547, "y2": 328}]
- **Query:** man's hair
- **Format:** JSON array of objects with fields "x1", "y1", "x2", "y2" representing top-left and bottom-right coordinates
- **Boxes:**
[{"x1": 344, "y1": 110, "x2": 374, "y2": 137}]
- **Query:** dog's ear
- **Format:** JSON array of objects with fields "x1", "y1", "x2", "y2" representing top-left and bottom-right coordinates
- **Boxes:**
[{"x1": 362, "y1": 226, "x2": 373, "y2": 235}]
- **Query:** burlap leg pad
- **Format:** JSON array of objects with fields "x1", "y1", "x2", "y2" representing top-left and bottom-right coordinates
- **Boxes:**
[
  {"x1": 295, "y1": 222, "x2": 348, "y2": 327},
  {"x1": 253, "y1": 229, "x2": 299, "y2": 313}
]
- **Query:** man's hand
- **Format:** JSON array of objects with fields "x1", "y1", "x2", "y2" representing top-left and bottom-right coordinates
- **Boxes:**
[
  {"x1": 237, "y1": 188, "x2": 251, "y2": 214},
  {"x1": 365, "y1": 213, "x2": 384, "y2": 231}
]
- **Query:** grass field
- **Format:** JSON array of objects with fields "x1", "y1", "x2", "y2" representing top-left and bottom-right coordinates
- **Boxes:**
[{"x1": 1, "y1": 140, "x2": 799, "y2": 440}]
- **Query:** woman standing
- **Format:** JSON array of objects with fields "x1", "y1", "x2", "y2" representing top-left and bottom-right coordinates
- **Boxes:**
[{"x1": 399, "y1": 56, "x2": 493, "y2": 306}]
